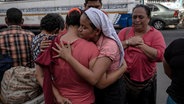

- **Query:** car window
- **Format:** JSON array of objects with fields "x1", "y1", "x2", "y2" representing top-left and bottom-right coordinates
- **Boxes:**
[{"x1": 147, "y1": 4, "x2": 159, "y2": 12}]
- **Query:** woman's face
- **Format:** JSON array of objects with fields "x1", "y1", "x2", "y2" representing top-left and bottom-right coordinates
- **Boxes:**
[
  {"x1": 78, "y1": 14, "x2": 99, "y2": 42},
  {"x1": 132, "y1": 7, "x2": 150, "y2": 32}
]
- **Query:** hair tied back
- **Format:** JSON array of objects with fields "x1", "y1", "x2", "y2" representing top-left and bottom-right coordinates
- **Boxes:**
[{"x1": 68, "y1": 8, "x2": 81, "y2": 16}]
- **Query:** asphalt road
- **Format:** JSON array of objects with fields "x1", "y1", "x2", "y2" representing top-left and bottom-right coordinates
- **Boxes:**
[{"x1": 156, "y1": 28, "x2": 184, "y2": 104}]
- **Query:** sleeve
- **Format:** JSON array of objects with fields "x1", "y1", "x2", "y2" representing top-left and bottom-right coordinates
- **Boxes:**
[
  {"x1": 31, "y1": 35, "x2": 41, "y2": 60},
  {"x1": 98, "y1": 39, "x2": 119, "y2": 61},
  {"x1": 34, "y1": 36, "x2": 58, "y2": 66},
  {"x1": 151, "y1": 30, "x2": 166, "y2": 62},
  {"x1": 88, "y1": 43, "x2": 99, "y2": 60}
]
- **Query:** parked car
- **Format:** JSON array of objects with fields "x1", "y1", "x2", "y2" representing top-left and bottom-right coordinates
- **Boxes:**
[{"x1": 146, "y1": 3, "x2": 180, "y2": 30}]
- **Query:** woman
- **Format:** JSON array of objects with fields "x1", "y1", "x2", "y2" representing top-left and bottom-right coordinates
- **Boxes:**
[
  {"x1": 53, "y1": 7, "x2": 127, "y2": 104},
  {"x1": 118, "y1": 4, "x2": 166, "y2": 104},
  {"x1": 35, "y1": 8, "x2": 99, "y2": 104}
]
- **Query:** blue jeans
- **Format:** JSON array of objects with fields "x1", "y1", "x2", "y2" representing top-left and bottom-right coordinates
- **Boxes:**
[{"x1": 167, "y1": 96, "x2": 177, "y2": 104}]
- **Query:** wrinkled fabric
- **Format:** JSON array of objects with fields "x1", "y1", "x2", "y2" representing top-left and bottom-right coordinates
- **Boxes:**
[{"x1": 35, "y1": 38, "x2": 55, "y2": 104}]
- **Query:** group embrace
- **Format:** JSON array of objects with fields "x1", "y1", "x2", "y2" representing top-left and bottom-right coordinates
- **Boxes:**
[{"x1": 1, "y1": 0, "x2": 183, "y2": 104}]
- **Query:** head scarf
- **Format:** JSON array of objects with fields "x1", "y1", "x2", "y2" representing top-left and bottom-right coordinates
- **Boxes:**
[{"x1": 85, "y1": 7, "x2": 124, "y2": 66}]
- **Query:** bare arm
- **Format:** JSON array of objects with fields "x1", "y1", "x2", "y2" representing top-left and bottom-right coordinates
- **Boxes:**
[
  {"x1": 52, "y1": 42, "x2": 127, "y2": 88},
  {"x1": 35, "y1": 64, "x2": 71, "y2": 104},
  {"x1": 126, "y1": 36, "x2": 157, "y2": 60},
  {"x1": 96, "y1": 59, "x2": 127, "y2": 89},
  {"x1": 35, "y1": 64, "x2": 44, "y2": 87}
]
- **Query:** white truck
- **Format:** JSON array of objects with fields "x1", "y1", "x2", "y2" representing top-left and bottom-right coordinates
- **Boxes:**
[{"x1": 0, "y1": 0, "x2": 140, "y2": 33}]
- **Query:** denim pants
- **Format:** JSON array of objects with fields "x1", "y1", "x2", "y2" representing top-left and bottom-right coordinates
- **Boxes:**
[{"x1": 167, "y1": 96, "x2": 177, "y2": 104}]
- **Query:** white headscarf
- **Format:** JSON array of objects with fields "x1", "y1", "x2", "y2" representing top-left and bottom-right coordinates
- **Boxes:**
[{"x1": 85, "y1": 7, "x2": 124, "y2": 66}]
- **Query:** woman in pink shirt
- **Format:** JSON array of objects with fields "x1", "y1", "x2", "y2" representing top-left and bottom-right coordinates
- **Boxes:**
[
  {"x1": 118, "y1": 4, "x2": 166, "y2": 104},
  {"x1": 53, "y1": 8, "x2": 127, "y2": 104},
  {"x1": 35, "y1": 8, "x2": 99, "y2": 104}
]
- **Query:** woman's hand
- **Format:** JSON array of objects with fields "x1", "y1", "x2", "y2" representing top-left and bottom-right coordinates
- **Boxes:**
[
  {"x1": 40, "y1": 37, "x2": 52, "y2": 52},
  {"x1": 128, "y1": 36, "x2": 144, "y2": 46},
  {"x1": 55, "y1": 94, "x2": 72, "y2": 104},
  {"x1": 52, "y1": 41, "x2": 72, "y2": 61}
]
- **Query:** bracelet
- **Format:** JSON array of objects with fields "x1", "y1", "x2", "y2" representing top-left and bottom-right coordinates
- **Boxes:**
[{"x1": 125, "y1": 40, "x2": 129, "y2": 46}]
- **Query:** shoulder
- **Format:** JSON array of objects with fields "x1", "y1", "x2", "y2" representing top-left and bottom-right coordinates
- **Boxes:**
[
  {"x1": 150, "y1": 26, "x2": 163, "y2": 35},
  {"x1": 22, "y1": 29, "x2": 35, "y2": 36},
  {"x1": 100, "y1": 36, "x2": 119, "y2": 53},
  {"x1": 146, "y1": 27, "x2": 164, "y2": 40},
  {"x1": 171, "y1": 38, "x2": 184, "y2": 44},
  {"x1": 103, "y1": 37, "x2": 117, "y2": 46},
  {"x1": 32, "y1": 33, "x2": 46, "y2": 43},
  {"x1": 118, "y1": 27, "x2": 130, "y2": 34},
  {"x1": 79, "y1": 38, "x2": 97, "y2": 48},
  {"x1": 0, "y1": 28, "x2": 9, "y2": 36},
  {"x1": 167, "y1": 38, "x2": 184, "y2": 49},
  {"x1": 118, "y1": 27, "x2": 132, "y2": 39}
]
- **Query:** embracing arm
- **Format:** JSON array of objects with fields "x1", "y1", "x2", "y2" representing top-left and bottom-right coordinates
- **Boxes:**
[
  {"x1": 96, "y1": 59, "x2": 127, "y2": 89},
  {"x1": 63, "y1": 54, "x2": 109, "y2": 85},
  {"x1": 52, "y1": 42, "x2": 126, "y2": 88}
]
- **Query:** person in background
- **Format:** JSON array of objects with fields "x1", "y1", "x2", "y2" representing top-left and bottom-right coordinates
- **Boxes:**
[
  {"x1": 163, "y1": 38, "x2": 184, "y2": 104},
  {"x1": 52, "y1": 7, "x2": 127, "y2": 104},
  {"x1": 0, "y1": 7, "x2": 35, "y2": 103},
  {"x1": 32, "y1": 13, "x2": 65, "y2": 60},
  {"x1": 84, "y1": 0, "x2": 102, "y2": 10},
  {"x1": 118, "y1": 4, "x2": 166, "y2": 104},
  {"x1": 35, "y1": 8, "x2": 99, "y2": 104},
  {"x1": 0, "y1": 7, "x2": 34, "y2": 68}
]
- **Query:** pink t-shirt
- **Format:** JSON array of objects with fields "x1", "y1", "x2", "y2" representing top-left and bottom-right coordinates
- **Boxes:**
[
  {"x1": 118, "y1": 27, "x2": 166, "y2": 82},
  {"x1": 96, "y1": 35, "x2": 121, "y2": 73},
  {"x1": 51, "y1": 35, "x2": 99, "y2": 104}
]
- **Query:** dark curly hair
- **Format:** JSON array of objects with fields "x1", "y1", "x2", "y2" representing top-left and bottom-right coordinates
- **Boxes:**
[{"x1": 40, "y1": 13, "x2": 64, "y2": 33}]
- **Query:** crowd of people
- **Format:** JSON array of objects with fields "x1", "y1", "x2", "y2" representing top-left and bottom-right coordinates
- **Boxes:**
[{"x1": 0, "y1": 0, "x2": 183, "y2": 104}]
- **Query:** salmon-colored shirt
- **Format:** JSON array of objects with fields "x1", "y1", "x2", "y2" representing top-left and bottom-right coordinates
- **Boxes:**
[
  {"x1": 51, "y1": 35, "x2": 99, "y2": 104},
  {"x1": 118, "y1": 27, "x2": 166, "y2": 82},
  {"x1": 37, "y1": 33, "x2": 99, "y2": 104},
  {"x1": 96, "y1": 35, "x2": 121, "y2": 73}
]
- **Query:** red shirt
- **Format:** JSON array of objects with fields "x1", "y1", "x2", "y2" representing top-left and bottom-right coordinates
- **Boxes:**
[
  {"x1": 118, "y1": 27, "x2": 166, "y2": 82},
  {"x1": 37, "y1": 35, "x2": 99, "y2": 104}
]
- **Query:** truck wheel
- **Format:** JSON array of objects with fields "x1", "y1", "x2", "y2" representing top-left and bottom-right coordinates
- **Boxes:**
[{"x1": 152, "y1": 20, "x2": 165, "y2": 30}]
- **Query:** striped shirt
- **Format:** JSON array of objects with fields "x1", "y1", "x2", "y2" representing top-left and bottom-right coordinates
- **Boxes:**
[{"x1": 0, "y1": 25, "x2": 35, "y2": 67}]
